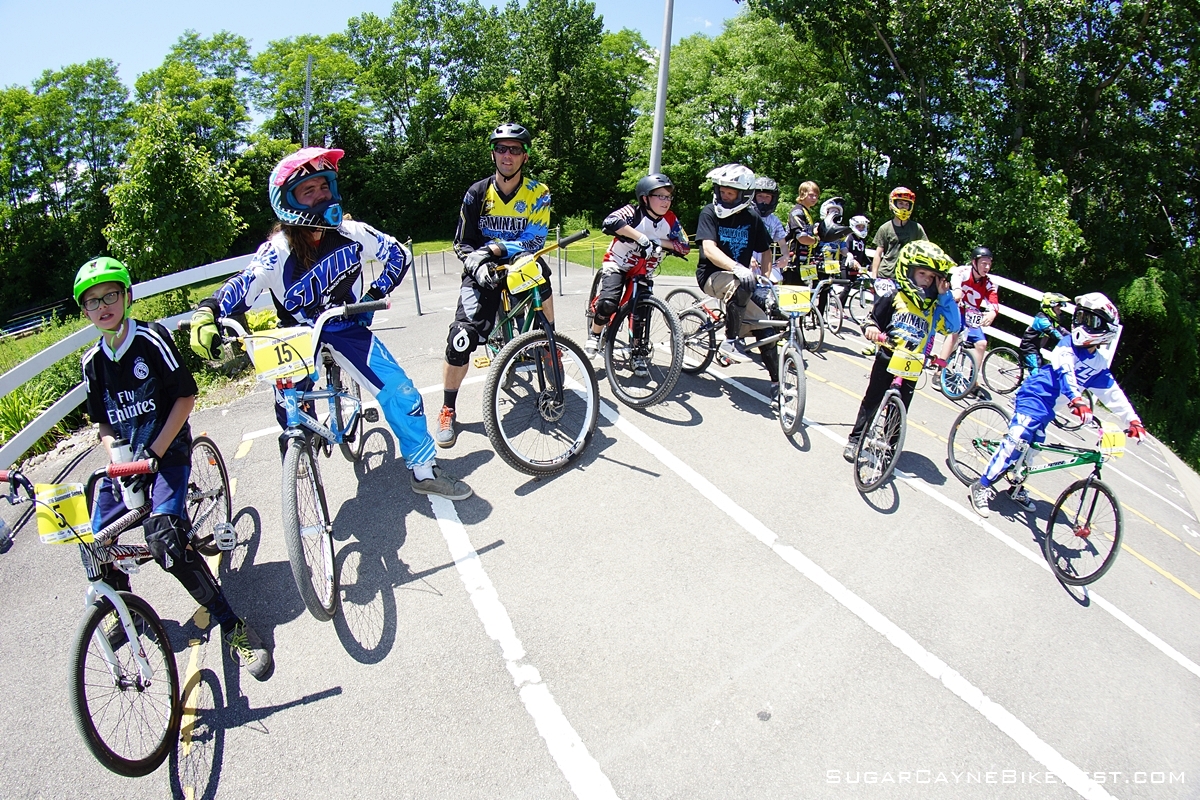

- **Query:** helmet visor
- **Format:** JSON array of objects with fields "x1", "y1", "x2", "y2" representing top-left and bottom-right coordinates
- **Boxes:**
[{"x1": 1073, "y1": 307, "x2": 1112, "y2": 335}]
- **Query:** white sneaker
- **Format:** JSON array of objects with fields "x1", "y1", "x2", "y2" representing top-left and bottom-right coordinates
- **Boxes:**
[
  {"x1": 719, "y1": 338, "x2": 752, "y2": 363},
  {"x1": 584, "y1": 334, "x2": 601, "y2": 358}
]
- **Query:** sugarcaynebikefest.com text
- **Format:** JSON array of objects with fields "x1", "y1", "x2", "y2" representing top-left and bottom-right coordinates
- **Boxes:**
[{"x1": 826, "y1": 769, "x2": 1183, "y2": 786}]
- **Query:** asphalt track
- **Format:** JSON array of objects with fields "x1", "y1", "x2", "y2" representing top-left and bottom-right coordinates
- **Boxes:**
[{"x1": 1, "y1": 256, "x2": 1198, "y2": 799}]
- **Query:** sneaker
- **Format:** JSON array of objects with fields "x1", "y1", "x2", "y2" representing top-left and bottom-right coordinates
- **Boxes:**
[
  {"x1": 769, "y1": 383, "x2": 780, "y2": 411},
  {"x1": 969, "y1": 480, "x2": 995, "y2": 518},
  {"x1": 1008, "y1": 484, "x2": 1036, "y2": 512},
  {"x1": 435, "y1": 406, "x2": 458, "y2": 449},
  {"x1": 224, "y1": 619, "x2": 274, "y2": 681},
  {"x1": 719, "y1": 338, "x2": 753, "y2": 363},
  {"x1": 411, "y1": 466, "x2": 473, "y2": 501},
  {"x1": 632, "y1": 356, "x2": 650, "y2": 378},
  {"x1": 860, "y1": 343, "x2": 877, "y2": 357},
  {"x1": 842, "y1": 441, "x2": 857, "y2": 463},
  {"x1": 971, "y1": 385, "x2": 992, "y2": 401},
  {"x1": 584, "y1": 333, "x2": 601, "y2": 358}
]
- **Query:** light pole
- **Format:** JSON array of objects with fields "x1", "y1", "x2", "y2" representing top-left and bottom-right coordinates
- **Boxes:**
[{"x1": 648, "y1": 0, "x2": 674, "y2": 174}]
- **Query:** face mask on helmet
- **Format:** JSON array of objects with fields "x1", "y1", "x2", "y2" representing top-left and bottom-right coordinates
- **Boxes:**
[
  {"x1": 706, "y1": 164, "x2": 756, "y2": 219},
  {"x1": 270, "y1": 147, "x2": 345, "y2": 229},
  {"x1": 752, "y1": 177, "x2": 779, "y2": 216},
  {"x1": 820, "y1": 197, "x2": 844, "y2": 223},
  {"x1": 849, "y1": 215, "x2": 870, "y2": 239},
  {"x1": 1070, "y1": 292, "x2": 1120, "y2": 347},
  {"x1": 889, "y1": 187, "x2": 916, "y2": 222}
]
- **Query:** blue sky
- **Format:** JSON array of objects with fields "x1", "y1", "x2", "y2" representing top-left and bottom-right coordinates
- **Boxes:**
[{"x1": 0, "y1": 0, "x2": 741, "y2": 89}]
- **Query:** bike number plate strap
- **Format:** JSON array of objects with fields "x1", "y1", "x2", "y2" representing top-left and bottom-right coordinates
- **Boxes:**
[
  {"x1": 34, "y1": 483, "x2": 93, "y2": 544},
  {"x1": 777, "y1": 288, "x2": 812, "y2": 313},
  {"x1": 1100, "y1": 428, "x2": 1126, "y2": 457},
  {"x1": 887, "y1": 347, "x2": 925, "y2": 378},
  {"x1": 506, "y1": 259, "x2": 545, "y2": 293},
  {"x1": 248, "y1": 328, "x2": 316, "y2": 382}
]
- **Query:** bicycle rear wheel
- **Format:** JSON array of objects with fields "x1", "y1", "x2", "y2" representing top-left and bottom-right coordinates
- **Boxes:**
[
  {"x1": 939, "y1": 346, "x2": 978, "y2": 400},
  {"x1": 71, "y1": 592, "x2": 180, "y2": 777},
  {"x1": 802, "y1": 307, "x2": 824, "y2": 352},
  {"x1": 982, "y1": 346, "x2": 1023, "y2": 394},
  {"x1": 483, "y1": 329, "x2": 598, "y2": 475},
  {"x1": 189, "y1": 435, "x2": 232, "y2": 557},
  {"x1": 847, "y1": 284, "x2": 875, "y2": 327},
  {"x1": 679, "y1": 308, "x2": 717, "y2": 374},
  {"x1": 1043, "y1": 478, "x2": 1122, "y2": 585},
  {"x1": 585, "y1": 270, "x2": 603, "y2": 326},
  {"x1": 946, "y1": 402, "x2": 1010, "y2": 486},
  {"x1": 665, "y1": 286, "x2": 705, "y2": 317},
  {"x1": 824, "y1": 292, "x2": 844, "y2": 335},
  {"x1": 327, "y1": 361, "x2": 366, "y2": 462},
  {"x1": 778, "y1": 346, "x2": 806, "y2": 437},
  {"x1": 604, "y1": 295, "x2": 683, "y2": 408},
  {"x1": 854, "y1": 392, "x2": 906, "y2": 493},
  {"x1": 282, "y1": 438, "x2": 338, "y2": 621}
]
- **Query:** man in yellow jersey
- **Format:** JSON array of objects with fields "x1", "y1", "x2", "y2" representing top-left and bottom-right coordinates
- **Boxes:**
[{"x1": 436, "y1": 122, "x2": 553, "y2": 448}]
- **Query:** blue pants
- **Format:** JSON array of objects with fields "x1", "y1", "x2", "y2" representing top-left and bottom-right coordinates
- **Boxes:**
[
  {"x1": 979, "y1": 393, "x2": 1055, "y2": 487},
  {"x1": 274, "y1": 322, "x2": 436, "y2": 469}
]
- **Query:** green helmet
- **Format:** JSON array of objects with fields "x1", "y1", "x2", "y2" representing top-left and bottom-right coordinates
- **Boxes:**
[{"x1": 73, "y1": 256, "x2": 131, "y2": 308}]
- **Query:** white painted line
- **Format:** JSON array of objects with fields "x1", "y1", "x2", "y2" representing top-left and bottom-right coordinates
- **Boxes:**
[
  {"x1": 1105, "y1": 463, "x2": 1196, "y2": 521},
  {"x1": 426, "y1": 495, "x2": 620, "y2": 800},
  {"x1": 600, "y1": 400, "x2": 1117, "y2": 799}
]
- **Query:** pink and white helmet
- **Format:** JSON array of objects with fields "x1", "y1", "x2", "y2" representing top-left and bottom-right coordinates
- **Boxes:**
[
  {"x1": 1071, "y1": 292, "x2": 1120, "y2": 347},
  {"x1": 269, "y1": 147, "x2": 345, "y2": 228}
]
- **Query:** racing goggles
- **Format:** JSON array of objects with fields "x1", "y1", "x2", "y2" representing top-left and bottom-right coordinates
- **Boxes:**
[{"x1": 1073, "y1": 307, "x2": 1114, "y2": 335}]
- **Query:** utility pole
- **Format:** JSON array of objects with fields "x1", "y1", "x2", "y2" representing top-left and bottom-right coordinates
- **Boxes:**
[
  {"x1": 648, "y1": 0, "x2": 674, "y2": 174},
  {"x1": 302, "y1": 54, "x2": 313, "y2": 147}
]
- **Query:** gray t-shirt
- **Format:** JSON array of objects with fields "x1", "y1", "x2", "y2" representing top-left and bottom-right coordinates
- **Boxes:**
[{"x1": 873, "y1": 219, "x2": 928, "y2": 278}]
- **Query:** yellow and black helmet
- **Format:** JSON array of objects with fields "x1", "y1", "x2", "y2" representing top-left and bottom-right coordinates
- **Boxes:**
[{"x1": 895, "y1": 240, "x2": 954, "y2": 310}]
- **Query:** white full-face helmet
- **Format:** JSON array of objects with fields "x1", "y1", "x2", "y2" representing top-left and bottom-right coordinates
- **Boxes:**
[
  {"x1": 849, "y1": 215, "x2": 870, "y2": 239},
  {"x1": 1071, "y1": 292, "x2": 1121, "y2": 347},
  {"x1": 706, "y1": 164, "x2": 756, "y2": 218}
]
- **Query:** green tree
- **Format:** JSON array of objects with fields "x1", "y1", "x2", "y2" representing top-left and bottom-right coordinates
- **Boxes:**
[
  {"x1": 105, "y1": 101, "x2": 244, "y2": 281},
  {"x1": 250, "y1": 35, "x2": 365, "y2": 147}
]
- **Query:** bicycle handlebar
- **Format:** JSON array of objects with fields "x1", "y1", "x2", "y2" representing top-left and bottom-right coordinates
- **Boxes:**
[{"x1": 179, "y1": 298, "x2": 392, "y2": 346}]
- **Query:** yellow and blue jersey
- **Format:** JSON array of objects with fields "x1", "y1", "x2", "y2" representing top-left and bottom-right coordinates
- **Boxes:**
[{"x1": 454, "y1": 176, "x2": 551, "y2": 261}]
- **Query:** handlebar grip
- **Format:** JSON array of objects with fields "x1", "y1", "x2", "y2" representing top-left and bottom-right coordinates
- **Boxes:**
[
  {"x1": 0, "y1": 470, "x2": 9, "y2": 482},
  {"x1": 177, "y1": 320, "x2": 191, "y2": 331},
  {"x1": 343, "y1": 298, "x2": 390, "y2": 316},
  {"x1": 557, "y1": 230, "x2": 589, "y2": 248},
  {"x1": 106, "y1": 459, "x2": 159, "y2": 478}
]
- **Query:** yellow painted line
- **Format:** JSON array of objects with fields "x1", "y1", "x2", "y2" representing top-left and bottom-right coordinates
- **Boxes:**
[
  {"x1": 1120, "y1": 541, "x2": 1200, "y2": 601},
  {"x1": 179, "y1": 638, "x2": 204, "y2": 758},
  {"x1": 1122, "y1": 502, "x2": 1182, "y2": 542},
  {"x1": 230, "y1": 477, "x2": 237, "y2": 498},
  {"x1": 1187, "y1": 542, "x2": 1200, "y2": 558},
  {"x1": 909, "y1": 421, "x2": 946, "y2": 443},
  {"x1": 234, "y1": 440, "x2": 253, "y2": 460}
]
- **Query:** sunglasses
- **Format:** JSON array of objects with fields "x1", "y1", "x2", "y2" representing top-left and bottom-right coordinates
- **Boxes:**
[
  {"x1": 493, "y1": 144, "x2": 525, "y2": 156},
  {"x1": 82, "y1": 290, "x2": 124, "y2": 311}
]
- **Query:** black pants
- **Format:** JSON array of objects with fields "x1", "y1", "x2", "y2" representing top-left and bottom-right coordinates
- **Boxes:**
[{"x1": 849, "y1": 354, "x2": 917, "y2": 443}]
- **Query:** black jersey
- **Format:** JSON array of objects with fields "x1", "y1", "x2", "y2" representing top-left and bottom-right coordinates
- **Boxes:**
[
  {"x1": 694, "y1": 204, "x2": 772, "y2": 288},
  {"x1": 82, "y1": 319, "x2": 198, "y2": 468}
]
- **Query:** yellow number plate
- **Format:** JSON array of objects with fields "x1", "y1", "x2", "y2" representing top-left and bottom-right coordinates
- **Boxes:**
[
  {"x1": 506, "y1": 259, "x2": 545, "y2": 294},
  {"x1": 823, "y1": 254, "x2": 841, "y2": 275},
  {"x1": 35, "y1": 483, "x2": 93, "y2": 544},
  {"x1": 887, "y1": 346, "x2": 925, "y2": 378},
  {"x1": 248, "y1": 328, "x2": 316, "y2": 382},
  {"x1": 1100, "y1": 428, "x2": 1126, "y2": 457},
  {"x1": 799, "y1": 264, "x2": 818, "y2": 281},
  {"x1": 777, "y1": 288, "x2": 812, "y2": 313}
]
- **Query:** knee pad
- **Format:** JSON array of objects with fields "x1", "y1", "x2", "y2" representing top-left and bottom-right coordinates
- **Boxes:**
[
  {"x1": 594, "y1": 296, "x2": 618, "y2": 324},
  {"x1": 143, "y1": 514, "x2": 191, "y2": 571},
  {"x1": 445, "y1": 322, "x2": 480, "y2": 366}
]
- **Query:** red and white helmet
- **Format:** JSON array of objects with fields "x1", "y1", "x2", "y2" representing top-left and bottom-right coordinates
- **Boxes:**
[
  {"x1": 269, "y1": 147, "x2": 345, "y2": 228},
  {"x1": 1071, "y1": 292, "x2": 1120, "y2": 347}
]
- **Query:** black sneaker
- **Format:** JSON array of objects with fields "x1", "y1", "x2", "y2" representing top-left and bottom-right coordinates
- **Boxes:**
[
  {"x1": 1008, "y1": 484, "x2": 1036, "y2": 512},
  {"x1": 969, "y1": 480, "x2": 995, "y2": 518},
  {"x1": 224, "y1": 619, "x2": 274, "y2": 681}
]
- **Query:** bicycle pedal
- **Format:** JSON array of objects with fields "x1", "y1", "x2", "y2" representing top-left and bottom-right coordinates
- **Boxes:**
[
  {"x1": 473, "y1": 356, "x2": 492, "y2": 368},
  {"x1": 363, "y1": 408, "x2": 379, "y2": 423},
  {"x1": 716, "y1": 353, "x2": 733, "y2": 367},
  {"x1": 213, "y1": 522, "x2": 238, "y2": 551}
]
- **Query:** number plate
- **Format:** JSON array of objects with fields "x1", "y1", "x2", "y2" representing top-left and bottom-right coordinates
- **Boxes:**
[
  {"x1": 1100, "y1": 428, "x2": 1126, "y2": 457},
  {"x1": 823, "y1": 254, "x2": 841, "y2": 275},
  {"x1": 965, "y1": 309, "x2": 984, "y2": 327},
  {"x1": 887, "y1": 346, "x2": 925, "y2": 378},
  {"x1": 35, "y1": 483, "x2": 93, "y2": 544},
  {"x1": 506, "y1": 259, "x2": 546, "y2": 294},
  {"x1": 777, "y1": 288, "x2": 812, "y2": 313},
  {"x1": 799, "y1": 264, "x2": 818, "y2": 281},
  {"x1": 248, "y1": 328, "x2": 316, "y2": 382}
]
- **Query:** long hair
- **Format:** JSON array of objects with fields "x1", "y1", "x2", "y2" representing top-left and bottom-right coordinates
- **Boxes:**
[{"x1": 272, "y1": 223, "x2": 321, "y2": 272}]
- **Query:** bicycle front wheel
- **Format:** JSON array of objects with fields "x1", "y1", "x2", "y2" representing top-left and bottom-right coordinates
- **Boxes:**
[
  {"x1": 71, "y1": 592, "x2": 180, "y2": 777},
  {"x1": 939, "y1": 347, "x2": 978, "y2": 400},
  {"x1": 585, "y1": 270, "x2": 603, "y2": 327},
  {"x1": 847, "y1": 284, "x2": 875, "y2": 327},
  {"x1": 824, "y1": 292, "x2": 844, "y2": 335},
  {"x1": 678, "y1": 307, "x2": 717, "y2": 374},
  {"x1": 604, "y1": 295, "x2": 684, "y2": 408},
  {"x1": 982, "y1": 346, "x2": 1023, "y2": 394},
  {"x1": 854, "y1": 392, "x2": 907, "y2": 493},
  {"x1": 328, "y1": 361, "x2": 365, "y2": 462},
  {"x1": 778, "y1": 346, "x2": 807, "y2": 437},
  {"x1": 189, "y1": 435, "x2": 232, "y2": 557},
  {"x1": 282, "y1": 438, "x2": 338, "y2": 621},
  {"x1": 1043, "y1": 478, "x2": 1122, "y2": 585},
  {"x1": 946, "y1": 402, "x2": 1010, "y2": 486},
  {"x1": 802, "y1": 307, "x2": 824, "y2": 352},
  {"x1": 483, "y1": 329, "x2": 599, "y2": 475}
]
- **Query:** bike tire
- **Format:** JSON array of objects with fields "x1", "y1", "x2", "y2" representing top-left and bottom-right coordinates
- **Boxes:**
[
  {"x1": 1053, "y1": 388, "x2": 1095, "y2": 432},
  {"x1": 802, "y1": 307, "x2": 824, "y2": 352},
  {"x1": 824, "y1": 292, "x2": 844, "y2": 336},
  {"x1": 189, "y1": 435, "x2": 232, "y2": 557},
  {"x1": 585, "y1": 270, "x2": 603, "y2": 326},
  {"x1": 847, "y1": 284, "x2": 875, "y2": 327},
  {"x1": 946, "y1": 402, "x2": 1010, "y2": 486},
  {"x1": 939, "y1": 346, "x2": 978, "y2": 400},
  {"x1": 282, "y1": 438, "x2": 338, "y2": 621},
  {"x1": 778, "y1": 347, "x2": 807, "y2": 437},
  {"x1": 679, "y1": 308, "x2": 717, "y2": 375},
  {"x1": 604, "y1": 295, "x2": 684, "y2": 409},
  {"x1": 854, "y1": 392, "x2": 906, "y2": 493},
  {"x1": 665, "y1": 286, "x2": 705, "y2": 318},
  {"x1": 70, "y1": 592, "x2": 180, "y2": 777},
  {"x1": 1043, "y1": 478, "x2": 1123, "y2": 585},
  {"x1": 982, "y1": 346, "x2": 1024, "y2": 394},
  {"x1": 328, "y1": 361, "x2": 365, "y2": 462},
  {"x1": 483, "y1": 329, "x2": 599, "y2": 475}
]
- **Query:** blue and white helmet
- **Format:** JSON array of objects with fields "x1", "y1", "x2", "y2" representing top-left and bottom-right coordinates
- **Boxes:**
[{"x1": 268, "y1": 147, "x2": 345, "y2": 228}]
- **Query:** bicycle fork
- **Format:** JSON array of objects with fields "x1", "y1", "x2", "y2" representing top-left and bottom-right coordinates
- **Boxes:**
[{"x1": 85, "y1": 580, "x2": 155, "y2": 686}]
